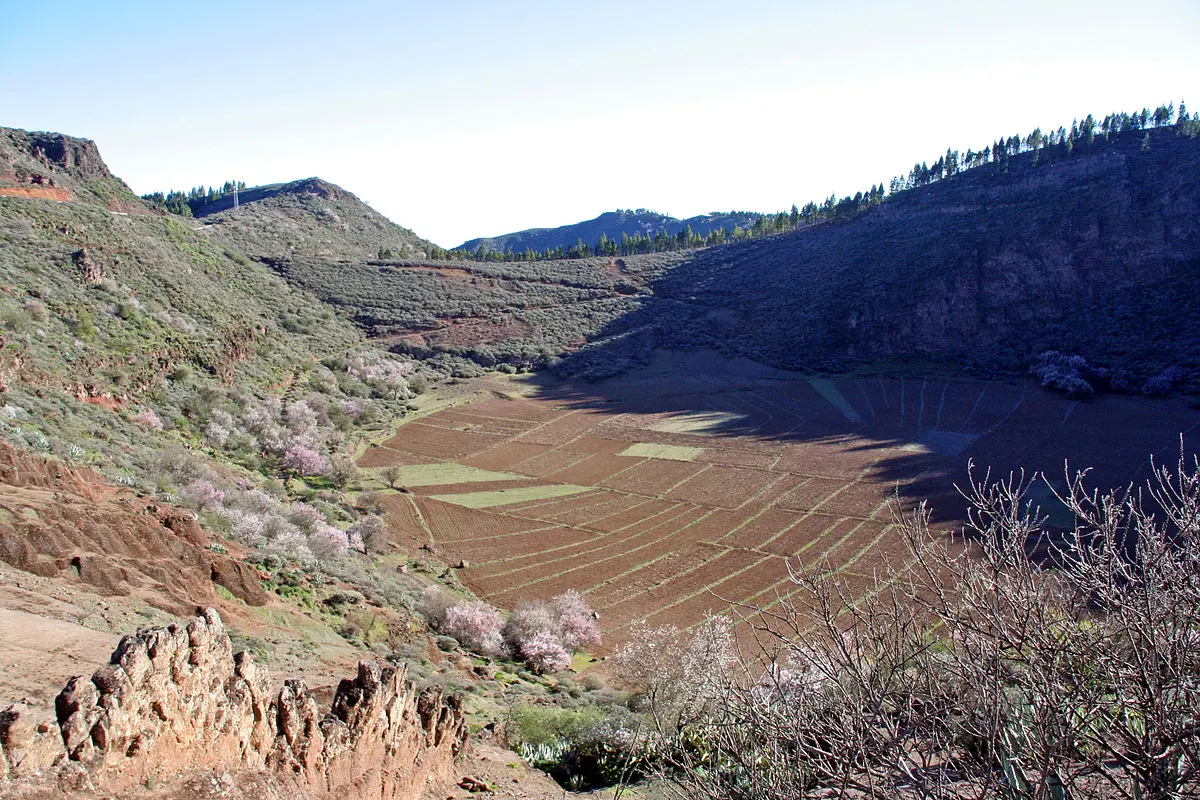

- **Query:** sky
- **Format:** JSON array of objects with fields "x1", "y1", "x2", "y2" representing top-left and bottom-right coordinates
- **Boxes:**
[{"x1": 2, "y1": 1, "x2": 1198, "y2": 247}]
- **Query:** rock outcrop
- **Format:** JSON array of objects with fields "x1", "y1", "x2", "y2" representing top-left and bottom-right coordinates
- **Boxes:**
[
  {"x1": 0, "y1": 127, "x2": 143, "y2": 209},
  {"x1": 0, "y1": 442, "x2": 268, "y2": 615},
  {"x1": 0, "y1": 610, "x2": 467, "y2": 798}
]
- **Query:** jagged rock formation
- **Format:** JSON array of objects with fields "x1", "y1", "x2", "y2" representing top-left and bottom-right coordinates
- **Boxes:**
[{"x1": 0, "y1": 610, "x2": 467, "y2": 798}]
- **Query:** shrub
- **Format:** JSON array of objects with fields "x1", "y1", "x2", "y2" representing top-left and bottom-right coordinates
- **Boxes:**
[
  {"x1": 1143, "y1": 365, "x2": 1185, "y2": 396},
  {"x1": 73, "y1": 310, "x2": 96, "y2": 339},
  {"x1": 1030, "y1": 350, "x2": 1094, "y2": 396},
  {"x1": 348, "y1": 514, "x2": 387, "y2": 553},
  {"x1": 517, "y1": 630, "x2": 572, "y2": 673},
  {"x1": 440, "y1": 601, "x2": 505, "y2": 657},
  {"x1": 23, "y1": 299, "x2": 47, "y2": 322},
  {"x1": 180, "y1": 479, "x2": 225, "y2": 511},
  {"x1": 328, "y1": 454, "x2": 359, "y2": 489},
  {"x1": 506, "y1": 704, "x2": 648, "y2": 790},
  {"x1": 548, "y1": 589, "x2": 601, "y2": 651},
  {"x1": 2, "y1": 307, "x2": 31, "y2": 332},
  {"x1": 417, "y1": 585, "x2": 456, "y2": 629},
  {"x1": 132, "y1": 408, "x2": 164, "y2": 432},
  {"x1": 630, "y1": 452, "x2": 1200, "y2": 799},
  {"x1": 116, "y1": 299, "x2": 140, "y2": 320},
  {"x1": 282, "y1": 439, "x2": 330, "y2": 476},
  {"x1": 503, "y1": 590, "x2": 600, "y2": 670}
]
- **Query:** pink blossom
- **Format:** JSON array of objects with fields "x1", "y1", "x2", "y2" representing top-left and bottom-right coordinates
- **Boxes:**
[
  {"x1": 519, "y1": 630, "x2": 572, "y2": 673},
  {"x1": 442, "y1": 601, "x2": 506, "y2": 657},
  {"x1": 181, "y1": 479, "x2": 225, "y2": 512},
  {"x1": 282, "y1": 439, "x2": 331, "y2": 476},
  {"x1": 287, "y1": 502, "x2": 327, "y2": 532},
  {"x1": 308, "y1": 525, "x2": 350, "y2": 558},
  {"x1": 548, "y1": 590, "x2": 601, "y2": 650},
  {"x1": 205, "y1": 410, "x2": 236, "y2": 448},
  {"x1": 132, "y1": 408, "x2": 164, "y2": 432}
]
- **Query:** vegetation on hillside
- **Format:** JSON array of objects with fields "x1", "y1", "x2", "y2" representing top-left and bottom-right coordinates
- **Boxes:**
[
  {"x1": 140, "y1": 179, "x2": 247, "y2": 217},
  {"x1": 264, "y1": 107, "x2": 1200, "y2": 391},
  {"x1": 447, "y1": 208, "x2": 764, "y2": 261},
  {"x1": 268, "y1": 251, "x2": 686, "y2": 373},
  {"x1": 0, "y1": 128, "x2": 624, "y2": 750},
  {"x1": 446, "y1": 101, "x2": 1197, "y2": 265}
]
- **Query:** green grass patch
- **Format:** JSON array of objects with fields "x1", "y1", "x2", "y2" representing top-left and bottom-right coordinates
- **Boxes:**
[
  {"x1": 570, "y1": 652, "x2": 597, "y2": 672},
  {"x1": 431, "y1": 484, "x2": 590, "y2": 508},
  {"x1": 376, "y1": 462, "x2": 524, "y2": 487},
  {"x1": 618, "y1": 442, "x2": 704, "y2": 461}
]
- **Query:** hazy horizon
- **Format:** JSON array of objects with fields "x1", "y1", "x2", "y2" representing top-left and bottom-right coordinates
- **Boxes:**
[{"x1": 3, "y1": 0, "x2": 1198, "y2": 247}]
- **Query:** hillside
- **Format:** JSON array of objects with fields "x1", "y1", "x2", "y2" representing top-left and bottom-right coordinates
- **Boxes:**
[
  {"x1": 268, "y1": 251, "x2": 685, "y2": 374},
  {"x1": 0, "y1": 126, "x2": 621, "y2": 800},
  {"x1": 191, "y1": 176, "x2": 434, "y2": 262},
  {"x1": 0, "y1": 125, "x2": 454, "y2": 528},
  {"x1": 2, "y1": 117, "x2": 1199, "y2": 800},
  {"x1": 273, "y1": 125, "x2": 1200, "y2": 391},
  {"x1": 456, "y1": 208, "x2": 760, "y2": 255},
  {"x1": 627, "y1": 125, "x2": 1200, "y2": 388}
]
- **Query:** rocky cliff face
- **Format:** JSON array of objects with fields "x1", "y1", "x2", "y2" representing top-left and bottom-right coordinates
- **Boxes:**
[
  {"x1": 0, "y1": 610, "x2": 467, "y2": 799},
  {"x1": 0, "y1": 127, "x2": 144, "y2": 209}
]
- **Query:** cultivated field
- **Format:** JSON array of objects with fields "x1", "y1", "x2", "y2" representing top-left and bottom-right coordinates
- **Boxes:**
[{"x1": 362, "y1": 353, "x2": 1199, "y2": 647}]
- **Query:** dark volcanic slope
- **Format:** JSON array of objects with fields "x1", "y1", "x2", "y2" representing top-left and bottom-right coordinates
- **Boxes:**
[
  {"x1": 615, "y1": 127, "x2": 1200, "y2": 385},
  {"x1": 457, "y1": 209, "x2": 760, "y2": 254}
]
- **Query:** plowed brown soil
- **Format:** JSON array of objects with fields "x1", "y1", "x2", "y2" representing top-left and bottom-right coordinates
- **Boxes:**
[{"x1": 364, "y1": 368, "x2": 1197, "y2": 646}]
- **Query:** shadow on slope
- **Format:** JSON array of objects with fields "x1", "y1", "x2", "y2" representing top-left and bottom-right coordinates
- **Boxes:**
[
  {"x1": 555, "y1": 127, "x2": 1200, "y2": 389},
  {"x1": 514, "y1": 130, "x2": 1200, "y2": 527},
  {"x1": 530, "y1": 350, "x2": 1200, "y2": 528}
]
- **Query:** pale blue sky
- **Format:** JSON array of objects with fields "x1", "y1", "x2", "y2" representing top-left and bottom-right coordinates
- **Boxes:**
[{"x1": 2, "y1": 1, "x2": 1197, "y2": 246}]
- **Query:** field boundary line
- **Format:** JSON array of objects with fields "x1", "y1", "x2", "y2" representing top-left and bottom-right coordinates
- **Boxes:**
[
  {"x1": 580, "y1": 515, "x2": 724, "y2": 600},
  {"x1": 437, "y1": 523, "x2": 570, "y2": 546},
  {"x1": 485, "y1": 504, "x2": 708, "y2": 592},
  {"x1": 470, "y1": 502, "x2": 692, "y2": 573},
  {"x1": 660, "y1": 462, "x2": 713, "y2": 496},
  {"x1": 963, "y1": 385, "x2": 987, "y2": 428},
  {"x1": 723, "y1": 511, "x2": 892, "y2": 615},
  {"x1": 730, "y1": 472, "x2": 793, "y2": 511},
  {"x1": 856, "y1": 380, "x2": 876, "y2": 424},
  {"x1": 935, "y1": 381, "x2": 949, "y2": 428},
  {"x1": 917, "y1": 378, "x2": 928, "y2": 428},
  {"x1": 610, "y1": 549, "x2": 783, "y2": 633},
  {"x1": 405, "y1": 493, "x2": 435, "y2": 547}
]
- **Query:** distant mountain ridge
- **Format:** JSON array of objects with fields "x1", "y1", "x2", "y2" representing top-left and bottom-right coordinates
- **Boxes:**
[{"x1": 455, "y1": 208, "x2": 762, "y2": 254}]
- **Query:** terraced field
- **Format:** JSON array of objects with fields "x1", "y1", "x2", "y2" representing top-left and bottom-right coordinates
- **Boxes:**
[{"x1": 361, "y1": 355, "x2": 1199, "y2": 646}]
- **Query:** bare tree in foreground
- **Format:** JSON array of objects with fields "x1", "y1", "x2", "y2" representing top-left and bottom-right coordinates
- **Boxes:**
[{"x1": 617, "y1": 449, "x2": 1200, "y2": 799}]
